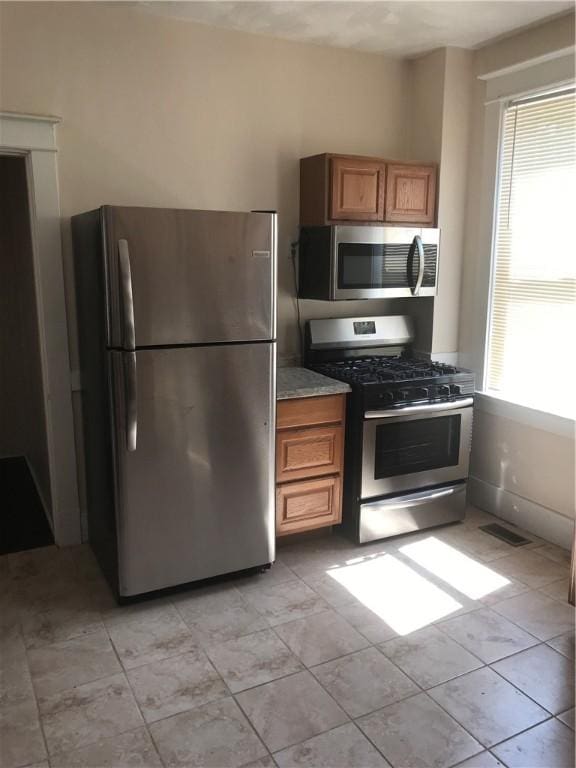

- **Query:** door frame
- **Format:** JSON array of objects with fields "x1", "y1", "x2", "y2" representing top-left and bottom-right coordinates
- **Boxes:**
[{"x1": 0, "y1": 112, "x2": 81, "y2": 546}]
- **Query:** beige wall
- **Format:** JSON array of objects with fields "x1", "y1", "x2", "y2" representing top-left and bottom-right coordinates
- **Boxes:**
[
  {"x1": 0, "y1": 155, "x2": 51, "y2": 509},
  {"x1": 471, "y1": 411, "x2": 575, "y2": 521},
  {"x1": 459, "y1": 13, "x2": 576, "y2": 538},
  {"x1": 407, "y1": 47, "x2": 474, "y2": 360},
  {"x1": 474, "y1": 11, "x2": 575, "y2": 77},
  {"x1": 2, "y1": 1, "x2": 573, "y2": 542},
  {"x1": 433, "y1": 47, "x2": 473, "y2": 358},
  {"x1": 408, "y1": 48, "x2": 446, "y2": 163},
  {"x1": 0, "y1": 1, "x2": 418, "y2": 365}
]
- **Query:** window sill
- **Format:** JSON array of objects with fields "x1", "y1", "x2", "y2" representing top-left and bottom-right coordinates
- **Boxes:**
[{"x1": 474, "y1": 391, "x2": 575, "y2": 439}]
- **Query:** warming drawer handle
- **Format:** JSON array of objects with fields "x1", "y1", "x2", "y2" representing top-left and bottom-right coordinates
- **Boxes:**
[
  {"x1": 364, "y1": 397, "x2": 474, "y2": 419},
  {"x1": 124, "y1": 351, "x2": 137, "y2": 452},
  {"x1": 118, "y1": 239, "x2": 136, "y2": 351},
  {"x1": 370, "y1": 485, "x2": 463, "y2": 510}
]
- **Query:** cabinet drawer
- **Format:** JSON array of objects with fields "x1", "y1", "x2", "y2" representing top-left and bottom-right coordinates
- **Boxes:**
[
  {"x1": 276, "y1": 425, "x2": 343, "y2": 482},
  {"x1": 276, "y1": 475, "x2": 342, "y2": 536},
  {"x1": 277, "y1": 394, "x2": 345, "y2": 430}
]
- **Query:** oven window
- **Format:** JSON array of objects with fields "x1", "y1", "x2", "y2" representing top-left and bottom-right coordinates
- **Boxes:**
[
  {"x1": 374, "y1": 415, "x2": 460, "y2": 479},
  {"x1": 337, "y1": 243, "x2": 437, "y2": 290}
]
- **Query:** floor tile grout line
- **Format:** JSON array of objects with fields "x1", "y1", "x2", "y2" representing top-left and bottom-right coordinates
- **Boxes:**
[
  {"x1": 428, "y1": 609, "x2": 513, "y2": 667},
  {"x1": 377, "y1": 635, "x2": 487, "y2": 689},
  {"x1": 116, "y1": 625, "x2": 271, "y2": 765},
  {"x1": 478, "y1": 714, "x2": 558, "y2": 753},
  {"x1": 38, "y1": 677, "x2": 147, "y2": 760},
  {"x1": 33, "y1": 601, "x2": 161, "y2": 766},
  {"x1": 487, "y1": 656, "x2": 573, "y2": 718},
  {"x1": 231, "y1": 686, "x2": 281, "y2": 763},
  {"x1": 353, "y1": 688, "x2": 486, "y2": 768},
  {"x1": 256, "y1": 575, "x2": 561, "y2": 724},
  {"x1": 21, "y1": 623, "x2": 109, "y2": 655},
  {"x1": 537, "y1": 584, "x2": 575, "y2": 605},
  {"x1": 62, "y1": 622, "x2": 167, "y2": 768},
  {"x1": 46, "y1": 725, "x2": 163, "y2": 768},
  {"x1": 424, "y1": 669, "x2": 555, "y2": 752},
  {"x1": 7, "y1": 531, "x2": 572, "y2": 767},
  {"x1": 18, "y1": 621, "x2": 52, "y2": 766},
  {"x1": 447, "y1": 748, "x2": 505, "y2": 768},
  {"x1": 269, "y1": 720, "x2": 378, "y2": 764},
  {"x1": 478, "y1": 589, "x2": 575, "y2": 643},
  {"x1": 22, "y1": 595, "x2": 556, "y2": 763},
  {"x1": 432, "y1": 606, "x2": 544, "y2": 665},
  {"x1": 417, "y1": 664, "x2": 510, "y2": 751}
]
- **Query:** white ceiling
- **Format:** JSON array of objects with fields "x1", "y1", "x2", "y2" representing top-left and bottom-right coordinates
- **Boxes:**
[{"x1": 140, "y1": 1, "x2": 572, "y2": 58}]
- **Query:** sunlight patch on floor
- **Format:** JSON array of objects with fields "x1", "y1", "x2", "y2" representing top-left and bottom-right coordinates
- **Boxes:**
[
  {"x1": 327, "y1": 554, "x2": 463, "y2": 635},
  {"x1": 399, "y1": 536, "x2": 511, "y2": 600}
]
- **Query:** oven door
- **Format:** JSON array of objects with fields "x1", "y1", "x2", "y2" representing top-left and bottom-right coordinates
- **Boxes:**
[
  {"x1": 361, "y1": 399, "x2": 473, "y2": 499},
  {"x1": 332, "y1": 225, "x2": 439, "y2": 300}
]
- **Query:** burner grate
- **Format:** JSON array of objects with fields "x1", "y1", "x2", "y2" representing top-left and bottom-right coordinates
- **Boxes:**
[
  {"x1": 311, "y1": 356, "x2": 459, "y2": 385},
  {"x1": 479, "y1": 523, "x2": 532, "y2": 547}
]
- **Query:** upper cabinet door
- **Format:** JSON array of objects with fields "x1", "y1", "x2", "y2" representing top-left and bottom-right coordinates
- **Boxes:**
[
  {"x1": 103, "y1": 207, "x2": 276, "y2": 348},
  {"x1": 330, "y1": 157, "x2": 386, "y2": 221},
  {"x1": 385, "y1": 164, "x2": 437, "y2": 225}
]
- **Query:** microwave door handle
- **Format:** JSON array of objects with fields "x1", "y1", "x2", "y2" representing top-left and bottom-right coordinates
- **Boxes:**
[
  {"x1": 118, "y1": 239, "x2": 136, "y2": 350},
  {"x1": 409, "y1": 235, "x2": 425, "y2": 296}
]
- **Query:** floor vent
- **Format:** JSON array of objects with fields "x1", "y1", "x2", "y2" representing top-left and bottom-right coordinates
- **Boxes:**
[{"x1": 479, "y1": 523, "x2": 532, "y2": 547}]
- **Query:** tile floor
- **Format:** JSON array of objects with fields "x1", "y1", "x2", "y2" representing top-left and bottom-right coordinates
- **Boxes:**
[{"x1": 1, "y1": 506, "x2": 574, "y2": 768}]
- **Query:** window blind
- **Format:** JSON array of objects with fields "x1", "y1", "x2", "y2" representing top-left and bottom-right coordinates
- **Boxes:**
[{"x1": 486, "y1": 87, "x2": 576, "y2": 416}]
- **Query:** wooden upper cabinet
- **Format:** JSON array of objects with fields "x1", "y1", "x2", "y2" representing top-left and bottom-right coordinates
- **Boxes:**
[
  {"x1": 330, "y1": 156, "x2": 386, "y2": 221},
  {"x1": 385, "y1": 163, "x2": 437, "y2": 224},
  {"x1": 300, "y1": 153, "x2": 437, "y2": 226}
]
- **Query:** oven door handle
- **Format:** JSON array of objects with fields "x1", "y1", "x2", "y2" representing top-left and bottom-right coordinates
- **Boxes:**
[{"x1": 364, "y1": 397, "x2": 474, "y2": 419}]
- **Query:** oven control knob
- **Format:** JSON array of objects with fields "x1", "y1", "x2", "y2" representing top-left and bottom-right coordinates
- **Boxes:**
[
  {"x1": 450, "y1": 384, "x2": 462, "y2": 395},
  {"x1": 379, "y1": 392, "x2": 394, "y2": 403},
  {"x1": 412, "y1": 387, "x2": 429, "y2": 399},
  {"x1": 396, "y1": 389, "x2": 410, "y2": 401},
  {"x1": 438, "y1": 385, "x2": 450, "y2": 396}
]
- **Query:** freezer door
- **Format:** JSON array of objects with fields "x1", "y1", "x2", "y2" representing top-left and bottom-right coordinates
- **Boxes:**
[
  {"x1": 103, "y1": 207, "x2": 276, "y2": 348},
  {"x1": 109, "y1": 343, "x2": 276, "y2": 596}
]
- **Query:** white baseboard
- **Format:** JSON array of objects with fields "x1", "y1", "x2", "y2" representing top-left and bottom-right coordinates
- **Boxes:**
[{"x1": 468, "y1": 475, "x2": 574, "y2": 549}]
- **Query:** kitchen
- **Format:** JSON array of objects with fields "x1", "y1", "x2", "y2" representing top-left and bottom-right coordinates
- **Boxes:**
[{"x1": 0, "y1": 3, "x2": 574, "y2": 768}]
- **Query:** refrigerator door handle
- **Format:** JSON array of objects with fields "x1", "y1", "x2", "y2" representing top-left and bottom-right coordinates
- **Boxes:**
[
  {"x1": 124, "y1": 351, "x2": 137, "y2": 451},
  {"x1": 118, "y1": 239, "x2": 136, "y2": 350}
]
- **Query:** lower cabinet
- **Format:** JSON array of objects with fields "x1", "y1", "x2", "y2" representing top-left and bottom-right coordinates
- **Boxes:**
[
  {"x1": 276, "y1": 394, "x2": 346, "y2": 536},
  {"x1": 276, "y1": 475, "x2": 341, "y2": 536}
]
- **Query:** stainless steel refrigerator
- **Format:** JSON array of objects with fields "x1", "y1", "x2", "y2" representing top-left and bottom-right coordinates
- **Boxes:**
[{"x1": 72, "y1": 207, "x2": 276, "y2": 598}]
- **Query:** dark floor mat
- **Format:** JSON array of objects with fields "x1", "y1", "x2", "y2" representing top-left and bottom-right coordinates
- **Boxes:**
[{"x1": 0, "y1": 456, "x2": 54, "y2": 555}]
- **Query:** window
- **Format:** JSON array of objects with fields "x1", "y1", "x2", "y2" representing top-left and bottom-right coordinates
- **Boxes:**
[{"x1": 485, "y1": 87, "x2": 576, "y2": 417}]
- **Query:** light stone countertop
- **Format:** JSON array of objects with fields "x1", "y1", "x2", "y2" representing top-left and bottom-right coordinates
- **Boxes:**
[{"x1": 276, "y1": 366, "x2": 351, "y2": 400}]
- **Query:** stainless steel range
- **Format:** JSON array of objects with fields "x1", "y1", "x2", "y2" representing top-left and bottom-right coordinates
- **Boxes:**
[{"x1": 305, "y1": 316, "x2": 475, "y2": 544}]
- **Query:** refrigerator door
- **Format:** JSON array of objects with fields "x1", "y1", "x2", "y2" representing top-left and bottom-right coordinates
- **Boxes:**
[
  {"x1": 103, "y1": 207, "x2": 276, "y2": 348},
  {"x1": 109, "y1": 343, "x2": 275, "y2": 596}
]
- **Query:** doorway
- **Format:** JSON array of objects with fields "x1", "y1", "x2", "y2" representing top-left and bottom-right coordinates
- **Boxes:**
[{"x1": 0, "y1": 155, "x2": 54, "y2": 553}]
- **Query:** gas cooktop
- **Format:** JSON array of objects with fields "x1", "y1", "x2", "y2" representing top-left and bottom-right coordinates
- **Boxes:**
[
  {"x1": 305, "y1": 316, "x2": 475, "y2": 410},
  {"x1": 310, "y1": 356, "x2": 460, "y2": 385},
  {"x1": 309, "y1": 355, "x2": 474, "y2": 408}
]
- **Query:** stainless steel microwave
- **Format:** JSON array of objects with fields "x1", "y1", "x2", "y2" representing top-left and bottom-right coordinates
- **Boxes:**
[{"x1": 298, "y1": 225, "x2": 440, "y2": 300}]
